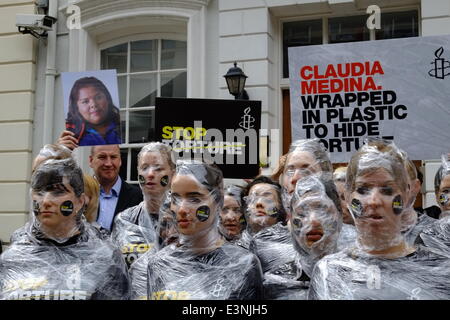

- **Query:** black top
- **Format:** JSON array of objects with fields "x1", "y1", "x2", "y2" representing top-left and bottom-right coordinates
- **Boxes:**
[{"x1": 99, "y1": 180, "x2": 143, "y2": 231}]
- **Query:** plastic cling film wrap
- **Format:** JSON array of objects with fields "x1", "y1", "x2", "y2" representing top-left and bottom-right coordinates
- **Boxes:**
[
  {"x1": 145, "y1": 243, "x2": 264, "y2": 300},
  {"x1": 0, "y1": 220, "x2": 130, "y2": 300},
  {"x1": 308, "y1": 245, "x2": 450, "y2": 300},
  {"x1": 290, "y1": 173, "x2": 342, "y2": 277},
  {"x1": 170, "y1": 160, "x2": 224, "y2": 252},
  {"x1": 29, "y1": 158, "x2": 86, "y2": 244},
  {"x1": 111, "y1": 202, "x2": 159, "y2": 268},
  {"x1": 282, "y1": 139, "x2": 333, "y2": 198},
  {"x1": 344, "y1": 139, "x2": 412, "y2": 253},
  {"x1": 219, "y1": 185, "x2": 246, "y2": 242}
]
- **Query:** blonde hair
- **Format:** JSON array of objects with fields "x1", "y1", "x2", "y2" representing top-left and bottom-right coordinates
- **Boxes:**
[{"x1": 83, "y1": 174, "x2": 100, "y2": 223}]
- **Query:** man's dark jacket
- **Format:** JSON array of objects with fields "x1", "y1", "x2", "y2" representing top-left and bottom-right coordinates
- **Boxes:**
[{"x1": 99, "y1": 180, "x2": 143, "y2": 231}]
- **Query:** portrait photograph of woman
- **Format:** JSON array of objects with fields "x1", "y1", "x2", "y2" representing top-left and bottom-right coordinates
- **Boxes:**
[{"x1": 62, "y1": 70, "x2": 122, "y2": 146}]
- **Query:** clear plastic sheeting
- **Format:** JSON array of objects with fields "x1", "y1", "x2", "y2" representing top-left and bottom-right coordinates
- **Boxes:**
[
  {"x1": 244, "y1": 180, "x2": 285, "y2": 235},
  {"x1": 157, "y1": 192, "x2": 179, "y2": 248},
  {"x1": 127, "y1": 193, "x2": 178, "y2": 300},
  {"x1": 284, "y1": 139, "x2": 333, "y2": 177},
  {"x1": 308, "y1": 246, "x2": 450, "y2": 300},
  {"x1": 250, "y1": 222, "x2": 304, "y2": 299},
  {"x1": 0, "y1": 220, "x2": 130, "y2": 300},
  {"x1": 111, "y1": 201, "x2": 159, "y2": 268},
  {"x1": 29, "y1": 158, "x2": 86, "y2": 244},
  {"x1": 416, "y1": 216, "x2": 450, "y2": 257},
  {"x1": 133, "y1": 160, "x2": 264, "y2": 299},
  {"x1": 290, "y1": 173, "x2": 342, "y2": 277},
  {"x1": 145, "y1": 243, "x2": 264, "y2": 300},
  {"x1": 32, "y1": 144, "x2": 72, "y2": 172},
  {"x1": 345, "y1": 139, "x2": 410, "y2": 253},
  {"x1": 308, "y1": 139, "x2": 450, "y2": 300},
  {"x1": 170, "y1": 160, "x2": 224, "y2": 250},
  {"x1": 337, "y1": 224, "x2": 357, "y2": 251},
  {"x1": 281, "y1": 138, "x2": 333, "y2": 212},
  {"x1": 136, "y1": 142, "x2": 175, "y2": 226}
]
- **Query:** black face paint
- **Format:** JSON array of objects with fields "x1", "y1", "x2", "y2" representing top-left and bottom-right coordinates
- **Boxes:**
[
  {"x1": 33, "y1": 200, "x2": 40, "y2": 216},
  {"x1": 392, "y1": 195, "x2": 403, "y2": 215},
  {"x1": 350, "y1": 198, "x2": 363, "y2": 218},
  {"x1": 196, "y1": 205, "x2": 210, "y2": 222},
  {"x1": 292, "y1": 217, "x2": 303, "y2": 229},
  {"x1": 60, "y1": 200, "x2": 74, "y2": 216},
  {"x1": 160, "y1": 175, "x2": 169, "y2": 187},
  {"x1": 439, "y1": 193, "x2": 449, "y2": 206},
  {"x1": 266, "y1": 206, "x2": 279, "y2": 216},
  {"x1": 138, "y1": 175, "x2": 146, "y2": 186}
]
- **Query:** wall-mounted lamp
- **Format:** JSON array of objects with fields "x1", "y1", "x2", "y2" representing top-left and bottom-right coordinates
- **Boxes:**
[{"x1": 223, "y1": 62, "x2": 249, "y2": 100}]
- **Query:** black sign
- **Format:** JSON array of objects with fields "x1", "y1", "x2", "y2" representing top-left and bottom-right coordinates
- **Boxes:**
[{"x1": 155, "y1": 97, "x2": 261, "y2": 179}]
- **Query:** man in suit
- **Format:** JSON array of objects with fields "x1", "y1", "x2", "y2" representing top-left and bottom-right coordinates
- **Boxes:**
[{"x1": 89, "y1": 145, "x2": 143, "y2": 231}]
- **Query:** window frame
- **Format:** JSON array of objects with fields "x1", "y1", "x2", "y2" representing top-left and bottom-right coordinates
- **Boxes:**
[
  {"x1": 99, "y1": 33, "x2": 187, "y2": 184},
  {"x1": 279, "y1": 5, "x2": 421, "y2": 83}
]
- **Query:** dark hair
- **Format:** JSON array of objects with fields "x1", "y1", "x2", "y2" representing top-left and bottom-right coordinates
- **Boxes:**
[
  {"x1": 243, "y1": 175, "x2": 287, "y2": 223},
  {"x1": 66, "y1": 77, "x2": 120, "y2": 139},
  {"x1": 31, "y1": 158, "x2": 84, "y2": 197},
  {"x1": 175, "y1": 160, "x2": 224, "y2": 208},
  {"x1": 434, "y1": 166, "x2": 450, "y2": 194}
]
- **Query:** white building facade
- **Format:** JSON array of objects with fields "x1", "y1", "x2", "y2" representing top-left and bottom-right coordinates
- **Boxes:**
[{"x1": 1, "y1": 0, "x2": 449, "y2": 244}]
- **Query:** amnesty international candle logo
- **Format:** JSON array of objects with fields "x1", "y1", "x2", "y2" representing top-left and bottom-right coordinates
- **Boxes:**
[
  {"x1": 428, "y1": 47, "x2": 450, "y2": 79},
  {"x1": 239, "y1": 107, "x2": 255, "y2": 130}
]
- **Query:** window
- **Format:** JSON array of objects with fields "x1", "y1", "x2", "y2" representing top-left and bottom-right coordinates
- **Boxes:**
[
  {"x1": 283, "y1": 20, "x2": 322, "y2": 79},
  {"x1": 101, "y1": 39, "x2": 187, "y2": 183},
  {"x1": 376, "y1": 10, "x2": 418, "y2": 40},
  {"x1": 282, "y1": 10, "x2": 418, "y2": 78},
  {"x1": 328, "y1": 15, "x2": 370, "y2": 44}
]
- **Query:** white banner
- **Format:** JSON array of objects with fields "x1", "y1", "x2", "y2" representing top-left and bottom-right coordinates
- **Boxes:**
[{"x1": 288, "y1": 35, "x2": 450, "y2": 162}]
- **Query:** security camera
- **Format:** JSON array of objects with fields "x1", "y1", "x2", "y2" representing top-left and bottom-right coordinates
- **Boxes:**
[{"x1": 16, "y1": 14, "x2": 57, "y2": 38}]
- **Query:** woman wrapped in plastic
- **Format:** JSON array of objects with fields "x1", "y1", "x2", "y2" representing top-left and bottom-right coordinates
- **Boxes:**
[
  {"x1": 111, "y1": 142, "x2": 175, "y2": 268},
  {"x1": 286, "y1": 172, "x2": 343, "y2": 299},
  {"x1": 0, "y1": 158, "x2": 130, "y2": 300},
  {"x1": 281, "y1": 139, "x2": 333, "y2": 216},
  {"x1": 415, "y1": 155, "x2": 450, "y2": 256},
  {"x1": 218, "y1": 185, "x2": 246, "y2": 243},
  {"x1": 141, "y1": 160, "x2": 264, "y2": 300},
  {"x1": 333, "y1": 166, "x2": 357, "y2": 250},
  {"x1": 308, "y1": 139, "x2": 450, "y2": 300},
  {"x1": 239, "y1": 176, "x2": 297, "y2": 299}
]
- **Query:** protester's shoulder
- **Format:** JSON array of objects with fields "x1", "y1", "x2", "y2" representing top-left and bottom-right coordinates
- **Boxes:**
[
  {"x1": 115, "y1": 202, "x2": 145, "y2": 224},
  {"x1": 219, "y1": 242, "x2": 261, "y2": 266},
  {"x1": 254, "y1": 222, "x2": 290, "y2": 242}
]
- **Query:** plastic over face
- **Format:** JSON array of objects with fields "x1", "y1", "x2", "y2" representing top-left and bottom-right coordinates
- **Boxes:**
[
  {"x1": 31, "y1": 177, "x2": 84, "y2": 240},
  {"x1": 244, "y1": 183, "x2": 281, "y2": 233},
  {"x1": 219, "y1": 194, "x2": 245, "y2": 239},
  {"x1": 291, "y1": 194, "x2": 340, "y2": 251},
  {"x1": 348, "y1": 168, "x2": 406, "y2": 249},
  {"x1": 138, "y1": 151, "x2": 173, "y2": 197},
  {"x1": 283, "y1": 150, "x2": 322, "y2": 195},
  {"x1": 170, "y1": 174, "x2": 218, "y2": 236}
]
